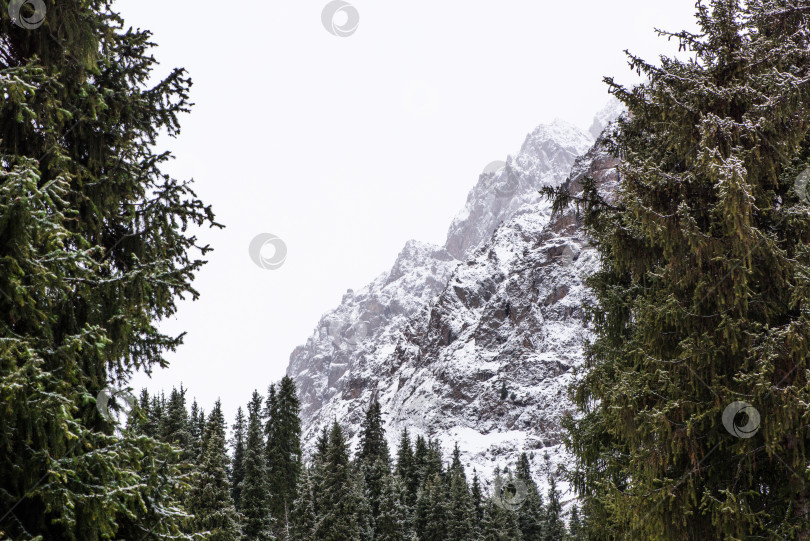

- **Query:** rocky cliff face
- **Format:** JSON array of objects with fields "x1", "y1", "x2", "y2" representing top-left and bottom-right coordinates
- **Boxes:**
[
  {"x1": 287, "y1": 110, "x2": 620, "y2": 494},
  {"x1": 445, "y1": 119, "x2": 594, "y2": 260},
  {"x1": 383, "y1": 142, "x2": 619, "y2": 495}
]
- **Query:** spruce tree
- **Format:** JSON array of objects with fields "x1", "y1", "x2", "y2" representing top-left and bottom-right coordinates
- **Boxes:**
[
  {"x1": 470, "y1": 469, "x2": 485, "y2": 531},
  {"x1": 543, "y1": 475, "x2": 565, "y2": 541},
  {"x1": 362, "y1": 457, "x2": 390, "y2": 530},
  {"x1": 549, "y1": 0, "x2": 810, "y2": 538},
  {"x1": 240, "y1": 391, "x2": 274, "y2": 540},
  {"x1": 354, "y1": 471, "x2": 376, "y2": 541},
  {"x1": 357, "y1": 396, "x2": 390, "y2": 466},
  {"x1": 413, "y1": 474, "x2": 449, "y2": 541},
  {"x1": 425, "y1": 438, "x2": 444, "y2": 481},
  {"x1": 516, "y1": 453, "x2": 545, "y2": 541},
  {"x1": 357, "y1": 397, "x2": 390, "y2": 527},
  {"x1": 375, "y1": 471, "x2": 408, "y2": 541},
  {"x1": 230, "y1": 406, "x2": 247, "y2": 512},
  {"x1": 313, "y1": 421, "x2": 365, "y2": 541},
  {"x1": 127, "y1": 388, "x2": 152, "y2": 434},
  {"x1": 290, "y1": 466, "x2": 316, "y2": 541},
  {"x1": 0, "y1": 1, "x2": 216, "y2": 535},
  {"x1": 310, "y1": 425, "x2": 331, "y2": 519},
  {"x1": 264, "y1": 383, "x2": 280, "y2": 531},
  {"x1": 566, "y1": 506, "x2": 583, "y2": 541},
  {"x1": 447, "y1": 465, "x2": 474, "y2": 541},
  {"x1": 395, "y1": 428, "x2": 416, "y2": 508},
  {"x1": 160, "y1": 385, "x2": 193, "y2": 460},
  {"x1": 266, "y1": 376, "x2": 303, "y2": 537},
  {"x1": 189, "y1": 398, "x2": 205, "y2": 460},
  {"x1": 481, "y1": 497, "x2": 521, "y2": 541},
  {"x1": 150, "y1": 393, "x2": 167, "y2": 436},
  {"x1": 187, "y1": 400, "x2": 242, "y2": 540}
]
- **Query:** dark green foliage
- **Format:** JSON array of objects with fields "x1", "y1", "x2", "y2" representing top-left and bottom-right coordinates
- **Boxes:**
[
  {"x1": 241, "y1": 391, "x2": 274, "y2": 540},
  {"x1": 357, "y1": 396, "x2": 391, "y2": 527},
  {"x1": 312, "y1": 421, "x2": 366, "y2": 541},
  {"x1": 449, "y1": 443, "x2": 465, "y2": 479},
  {"x1": 0, "y1": 0, "x2": 217, "y2": 537},
  {"x1": 414, "y1": 474, "x2": 449, "y2": 541},
  {"x1": 160, "y1": 385, "x2": 193, "y2": 460},
  {"x1": 187, "y1": 400, "x2": 242, "y2": 540},
  {"x1": 411, "y1": 435, "x2": 443, "y2": 495},
  {"x1": 290, "y1": 467, "x2": 316, "y2": 541},
  {"x1": 266, "y1": 376, "x2": 303, "y2": 537},
  {"x1": 470, "y1": 470, "x2": 485, "y2": 530},
  {"x1": 447, "y1": 464, "x2": 474, "y2": 541},
  {"x1": 357, "y1": 396, "x2": 390, "y2": 467},
  {"x1": 362, "y1": 457, "x2": 390, "y2": 528},
  {"x1": 543, "y1": 476, "x2": 565, "y2": 541},
  {"x1": 310, "y1": 426, "x2": 330, "y2": 518},
  {"x1": 230, "y1": 406, "x2": 247, "y2": 512},
  {"x1": 552, "y1": 0, "x2": 810, "y2": 538},
  {"x1": 375, "y1": 471, "x2": 408, "y2": 541},
  {"x1": 516, "y1": 454, "x2": 545, "y2": 541},
  {"x1": 395, "y1": 428, "x2": 416, "y2": 507},
  {"x1": 566, "y1": 506, "x2": 583, "y2": 541},
  {"x1": 481, "y1": 497, "x2": 521, "y2": 541},
  {"x1": 189, "y1": 399, "x2": 205, "y2": 461},
  {"x1": 127, "y1": 388, "x2": 153, "y2": 434}
]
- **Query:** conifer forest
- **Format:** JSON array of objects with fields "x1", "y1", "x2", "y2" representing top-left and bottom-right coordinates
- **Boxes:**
[{"x1": 2, "y1": 0, "x2": 810, "y2": 539}]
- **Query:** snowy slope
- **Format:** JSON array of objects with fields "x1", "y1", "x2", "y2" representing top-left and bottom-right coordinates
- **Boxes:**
[{"x1": 286, "y1": 109, "x2": 620, "y2": 497}]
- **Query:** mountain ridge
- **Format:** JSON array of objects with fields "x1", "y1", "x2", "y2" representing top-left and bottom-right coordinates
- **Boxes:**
[{"x1": 286, "y1": 107, "x2": 621, "y2": 495}]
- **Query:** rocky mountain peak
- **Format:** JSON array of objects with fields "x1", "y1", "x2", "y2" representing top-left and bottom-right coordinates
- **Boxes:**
[
  {"x1": 287, "y1": 106, "x2": 622, "y2": 496},
  {"x1": 444, "y1": 119, "x2": 592, "y2": 260}
]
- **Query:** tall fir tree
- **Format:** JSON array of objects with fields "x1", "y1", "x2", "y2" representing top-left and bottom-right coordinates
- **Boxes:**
[
  {"x1": 312, "y1": 421, "x2": 366, "y2": 541},
  {"x1": 375, "y1": 471, "x2": 409, "y2": 541},
  {"x1": 264, "y1": 383, "x2": 280, "y2": 532},
  {"x1": 566, "y1": 506, "x2": 583, "y2": 541},
  {"x1": 470, "y1": 469, "x2": 485, "y2": 532},
  {"x1": 363, "y1": 457, "x2": 391, "y2": 531},
  {"x1": 127, "y1": 388, "x2": 153, "y2": 434},
  {"x1": 290, "y1": 467, "x2": 316, "y2": 541},
  {"x1": 160, "y1": 385, "x2": 193, "y2": 460},
  {"x1": 549, "y1": 0, "x2": 810, "y2": 538},
  {"x1": 310, "y1": 425, "x2": 331, "y2": 520},
  {"x1": 357, "y1": 396, "x2": 390, "y2": 527},
  {"x1": 543, "y1": 475, "x2": 565, "y2": 541},
  {"x1": 481, "y1": 497, "x2": 521, "y2": 541},
  {"x1": 357, "y1": 396, "x2": 390, "y2": 466},
  {"x1": 240, "y1": 391, "x2": 274, "y2": 540},
  {"x1": 395, "y1": 428, "x2": 416, "y2": 508},
  {"x1": 516, "y1": 453, "x2": 545, "y2": 541},
  {"x1": 189, "y1": 398, "x2": 204, "y2": 461},
  {"x1": 446, "y1": 463, "x2": 474, "y2": 541},
  {"x1": 0, "y1": 0, "x2": 216, "y2": 537},
  {"x1": 187, "y1": 400, "x2": 242, "y2": 540},
  {"x1": 230, "y1": 406, "x2": 247, "y2": 512},
  {"x1": 266, "y1": 376, "x2": 303, "y2": 538},
  {"x1": 413, "y1": 474, "x2": 449, "y2": 541}
]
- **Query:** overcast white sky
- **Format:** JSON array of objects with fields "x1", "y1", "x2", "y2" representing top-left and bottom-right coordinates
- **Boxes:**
[{"x1": 122, "y1": 0, "x2": 699, "y2": 421}]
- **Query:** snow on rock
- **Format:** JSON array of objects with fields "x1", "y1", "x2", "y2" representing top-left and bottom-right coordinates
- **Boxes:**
[
  {"x1": 286, "y1": 109, "x2": 621, "y2": 502},
  {"x1": 444, "y1": 119, "x2": 593, "y2": 260},
  {"x1": 379, "y1": 143, "x2": 619, "y2": 500}
]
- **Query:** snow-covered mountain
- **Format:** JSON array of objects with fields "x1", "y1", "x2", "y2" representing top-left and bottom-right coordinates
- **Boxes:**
[
  {"x1": 445, "y1": 119, "x2": 594, "y2": 259},
  {"x1": 287, "y1": 109, "x2": 620, "y2": 494},
  {"x1": 588, "y1": 97, "x2": 624, "y2": 139}
]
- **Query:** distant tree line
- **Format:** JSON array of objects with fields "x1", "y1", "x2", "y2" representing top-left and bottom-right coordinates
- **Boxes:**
[{"x1": 128, "y1": 378, "x2": 580, "y2": 540}]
